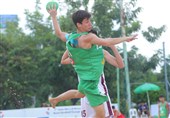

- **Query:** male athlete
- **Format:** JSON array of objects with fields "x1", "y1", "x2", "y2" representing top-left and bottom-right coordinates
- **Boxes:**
[
  {"x1": 48, "y1": 7, "x2": 137, "y2": 118},
  {"x1": 158, "y1": 95, "x2": 169, "y2": 118}
]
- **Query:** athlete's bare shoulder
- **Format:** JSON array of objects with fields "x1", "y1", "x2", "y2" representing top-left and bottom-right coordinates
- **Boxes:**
[{"x1": 80, "y1": 33, "x2": 97, "y2": 42}]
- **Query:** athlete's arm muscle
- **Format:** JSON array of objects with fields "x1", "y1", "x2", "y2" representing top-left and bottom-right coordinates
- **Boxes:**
[
  {"x1": 83, "y1": 33, "x2": 137, "y2": 47},
  {"x1": 103, "y1": 46, "x2": 124, "y2": 68},
  {"x1": 48, "y1": 9, "x2": 67, "y2": 42}
]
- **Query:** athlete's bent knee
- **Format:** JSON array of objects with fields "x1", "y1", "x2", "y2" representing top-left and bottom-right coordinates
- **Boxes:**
[{"x1": 93, "y1": 104, "x2": 105, "y2": 118}]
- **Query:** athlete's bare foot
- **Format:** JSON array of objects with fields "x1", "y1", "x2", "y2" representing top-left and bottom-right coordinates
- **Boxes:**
[{"x1": 49, "y1": 98, "x2": 58, "y2": 108}]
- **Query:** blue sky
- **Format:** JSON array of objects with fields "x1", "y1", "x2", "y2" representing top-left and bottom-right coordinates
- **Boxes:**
[{"x1": 0, "y1": 0, "x2": 170, "y2": 58}]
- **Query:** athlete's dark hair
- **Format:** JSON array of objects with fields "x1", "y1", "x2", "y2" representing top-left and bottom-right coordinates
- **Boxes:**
[
  {"x1": 72, "y1": 10, "x2": 91, "y2": 27},
  {"x1": 159, "y1": 95, "x2": 164, "y2": 98},
  {"x1": 88, "y1": 29, "x2": 98, "y2": 36}
]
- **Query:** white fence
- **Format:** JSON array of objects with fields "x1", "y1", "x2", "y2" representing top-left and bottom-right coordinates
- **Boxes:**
[
  {"x1": 0, "y1": 106, "x2": 81, "y2": 118},
  {"x1": 0, "y1": 104, "x2": 165, "y2": 118}
]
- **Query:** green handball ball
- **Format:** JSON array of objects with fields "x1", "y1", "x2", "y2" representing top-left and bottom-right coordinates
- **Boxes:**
[{"x1": 46, "y1": 1, "x2": 58, "y2": 11}]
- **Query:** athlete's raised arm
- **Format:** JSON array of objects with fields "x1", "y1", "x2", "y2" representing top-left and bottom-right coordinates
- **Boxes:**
[
  {"x1": 84, "y1": 33, "x2": 137, "y2": 46},
  {"x1": 48, "y1": 7, "x2": 67, "y2": 42}
]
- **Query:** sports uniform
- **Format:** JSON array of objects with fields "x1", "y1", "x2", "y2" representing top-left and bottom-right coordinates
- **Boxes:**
[
  {"x1": 80, "y1": 73, "x2": 113, "y2": 118},
  {"x1": 66, "y1": 32, "x2": 108, "y2": 107},
  {"x1": 159, "y1": 102, "x2": 168, "y2": 118},
  {"x1": 65, "y1": 32, "x2": 113, "y2": 117}
]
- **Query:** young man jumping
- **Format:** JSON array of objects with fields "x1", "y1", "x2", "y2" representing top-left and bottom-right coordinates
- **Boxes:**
[{"x1": 48, "y1": 7, "x2": 137, "y2": 118}]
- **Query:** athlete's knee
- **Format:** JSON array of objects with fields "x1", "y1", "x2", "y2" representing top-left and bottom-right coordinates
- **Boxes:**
[
  {"x1": 93, "y1": 104, "x2": 105, "y2": 118},
  {"x1": 94, "y1": 111, "x2": 105, "y2": 118},
  {"x1": 75, "y1": 91, "x2": 85, "y2": 98}
]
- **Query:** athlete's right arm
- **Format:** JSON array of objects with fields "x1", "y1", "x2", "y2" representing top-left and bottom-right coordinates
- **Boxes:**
[
  {"x1": 166, "y1": 103, "x2": 170, "y2": 117},
  {"x1": 48, "y1": 8, "x2": 67, "y2": 42},
  {"x1": 86, "y1": 33, "x2": 137, "y2": 46}
]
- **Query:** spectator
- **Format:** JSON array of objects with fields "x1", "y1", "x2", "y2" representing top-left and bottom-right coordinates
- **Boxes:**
[
  {"x1": 138, "y1": 101, "x2": 150, "y2": 117},
  {"x1": 112, "y1": 106, "x2": 125, "y2": 118},
  {"x1": 158, "y1": 95, "x2": 169, "y2": 118}
]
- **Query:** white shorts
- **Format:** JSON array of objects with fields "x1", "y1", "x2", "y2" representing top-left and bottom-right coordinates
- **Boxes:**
[{"x1": 80, "y1": 73, "x2": 114, "y2": 118}]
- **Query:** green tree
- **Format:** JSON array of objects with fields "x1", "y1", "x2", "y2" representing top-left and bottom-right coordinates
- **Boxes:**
[{"x1": 0, "y1": 22, "x2": 38, "y2": 109}]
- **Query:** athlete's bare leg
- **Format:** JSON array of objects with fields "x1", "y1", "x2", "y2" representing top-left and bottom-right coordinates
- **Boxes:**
[
  {"x1": 49, "y1": 89, "x2": 84, "y2": 108},
  {"x1": 93, "y1": 104, "x2": 105, "y2": 118}
]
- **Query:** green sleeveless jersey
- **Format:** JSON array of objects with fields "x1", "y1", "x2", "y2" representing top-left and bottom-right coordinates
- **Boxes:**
[
  {"x1": 159, "y1": 102, "x2": 168, "y2": 117},
  {"x1": 66, "y1": 32, "x2": 105, "y2": 80}
]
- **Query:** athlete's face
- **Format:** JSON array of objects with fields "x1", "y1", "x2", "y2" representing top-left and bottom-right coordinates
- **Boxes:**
[
  {"x1": 77, "y1": 18, "x2": 92, "y2": 32},
  {"x1": 159, "y1": 97, "x2": 165, "y2": 102}
]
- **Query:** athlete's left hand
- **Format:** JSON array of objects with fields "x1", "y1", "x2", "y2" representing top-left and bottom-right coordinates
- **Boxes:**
[{"x1": 126, "y1": 34, "x2": 138, "y2": 42}]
